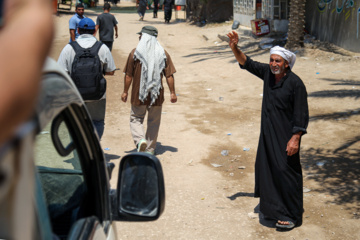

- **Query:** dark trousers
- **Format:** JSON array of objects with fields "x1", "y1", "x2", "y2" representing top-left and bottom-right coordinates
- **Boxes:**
[
  {"x1": 137, "y1": 2, "x2": 147, "y2": 17},
  {"x1": 85, "y1": 99, "x2": 106, "y2": 139},
  {"x1": 153, "y1": 0, "x2": 159, "y2": 14},
  {"x1": 102, "y1": 41, "x2": 113, "y2": 51},
  {"x1": 164, "y1": 8, "x2": 172, "y2": 21}
]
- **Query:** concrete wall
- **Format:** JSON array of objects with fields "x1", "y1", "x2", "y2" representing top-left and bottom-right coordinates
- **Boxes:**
[
  {"x1": 234, "y1": 13, "x2": 255, "y2": 27},
  {"x1": 233, "y1": 0, "x2": 289, "y2": 33},
  {"x1": 305, "y1": 0, "x2": 360, "y2": 52},
  {"x1": 272, "y1": 19, "x2": 289, "y2": 32},
  {"x1": 233, "y1": 0, "x2": 256, "y2": 27},
  {"x1": 234, "y1": 14, "x2": 289, "y2": 33}
]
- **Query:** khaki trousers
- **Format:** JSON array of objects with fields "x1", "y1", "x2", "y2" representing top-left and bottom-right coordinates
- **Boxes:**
[{"x1": 130, "y1": 105, "x2": 162, "y2": 152}]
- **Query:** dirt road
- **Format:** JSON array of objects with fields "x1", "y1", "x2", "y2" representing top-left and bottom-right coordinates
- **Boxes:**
[{"x1": 51, "y1": 2, "x2": 359, "y2": 239}]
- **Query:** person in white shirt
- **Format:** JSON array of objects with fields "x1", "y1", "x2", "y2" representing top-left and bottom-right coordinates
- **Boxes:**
[{"x1": 58, "y1": 18, "x2": 116, "y2": 139}]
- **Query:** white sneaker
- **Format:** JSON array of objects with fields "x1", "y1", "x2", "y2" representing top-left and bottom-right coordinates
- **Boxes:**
[{"x1": 137, "y1": 139, "x2": 147, "y2": 152}]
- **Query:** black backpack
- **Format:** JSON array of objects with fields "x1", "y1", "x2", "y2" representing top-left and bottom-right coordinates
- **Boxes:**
[{"x1": 70, "y1": 41, "x2": 106, "y2": 100}]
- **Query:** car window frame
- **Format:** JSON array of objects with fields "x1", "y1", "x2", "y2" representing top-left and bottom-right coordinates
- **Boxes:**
[
  {"x1": 35, "y1": 103, "x2": 112, "y2": 237},
  {"x1": 59, "y1": 104, "x2": 112, "y2": 223}
]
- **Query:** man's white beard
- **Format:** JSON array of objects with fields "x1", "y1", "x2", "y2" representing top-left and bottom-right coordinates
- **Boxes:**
[{"x1": 271, "y1": 64, "x2": 285, "y2": 75}]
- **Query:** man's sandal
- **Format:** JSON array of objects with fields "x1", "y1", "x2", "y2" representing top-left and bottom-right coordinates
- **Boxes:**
[{"x1": 275, "y1": 221, "x2": 295, "y2": 229}]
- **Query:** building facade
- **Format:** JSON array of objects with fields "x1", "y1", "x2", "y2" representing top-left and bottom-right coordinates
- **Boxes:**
[
  {"x1": 233, "y1": 0, "x2": 360, "y2": 52},
  {"x1": 305, "y1": 0, "x2": 360, "y2": 52},
  {"x1": 233, "y1": 0, "x2": 290, "y2": 32}
]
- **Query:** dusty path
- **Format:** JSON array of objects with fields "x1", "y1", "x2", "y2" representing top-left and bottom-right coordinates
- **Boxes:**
[{"x1": 51, "y1": 2, "x2": 359, "y2": 239}]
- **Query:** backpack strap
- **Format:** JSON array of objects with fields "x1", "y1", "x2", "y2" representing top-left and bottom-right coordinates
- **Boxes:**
[
  {"x1": 69, "y1": 41, "x2": 83, "y2": 54},
  {"x1": 70, "y1": 41, "x2": 103, "y2": 54},
  {"x1": 89, "y1": 41, "x2": 103, "y2": 55}
]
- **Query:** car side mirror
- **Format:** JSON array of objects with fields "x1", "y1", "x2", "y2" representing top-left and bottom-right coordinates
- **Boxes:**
[{"x1": 113, "y1": 153, "x2": 165, "y2": 221}]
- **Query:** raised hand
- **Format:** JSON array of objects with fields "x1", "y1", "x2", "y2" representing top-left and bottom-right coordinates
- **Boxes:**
[{"x1": 226, "y1": 31, "x2": 239, "y2": 50}]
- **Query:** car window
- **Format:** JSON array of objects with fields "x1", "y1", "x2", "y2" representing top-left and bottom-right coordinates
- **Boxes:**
[
  {"x1": 34, "y1": 115, "x2": 86, "y2": 238},
  {"x1": 35, "y1": 120, "x2": 81, "y2": 170}
]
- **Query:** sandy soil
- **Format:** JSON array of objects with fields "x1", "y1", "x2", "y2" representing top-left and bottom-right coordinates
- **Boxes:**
[{"x1": 50, "y1": 2, "x2": 359, "y2": 239}]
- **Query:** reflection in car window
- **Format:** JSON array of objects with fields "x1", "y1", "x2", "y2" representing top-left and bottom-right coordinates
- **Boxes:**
[
  {"x1": 35, "y1": 121, "x2": 81, "y2": 170},
  {"x1": 34, "y1": 117, "x2": 86, "y2": 238}
]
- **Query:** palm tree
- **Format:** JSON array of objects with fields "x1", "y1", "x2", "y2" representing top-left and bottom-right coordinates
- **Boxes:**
[
  {"x1": 285, "y1": 0, "x2": 306, "y2": 50},
  {"x1": 186, "y1": 0, "x2": 232, "y2": 23}
]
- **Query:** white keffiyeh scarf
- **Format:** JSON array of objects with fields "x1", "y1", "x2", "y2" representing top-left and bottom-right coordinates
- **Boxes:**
[{"x1": 134, "y1": 33, "x2": 166, "y2": 106}]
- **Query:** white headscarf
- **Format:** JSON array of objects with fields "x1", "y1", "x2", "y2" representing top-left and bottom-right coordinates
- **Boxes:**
[
  {"x1": 134, "y1": 33, "x2": 166, "y2": 106},
  {"x1": 270, "y1": 46, "x2": 296, "y2": 69}
]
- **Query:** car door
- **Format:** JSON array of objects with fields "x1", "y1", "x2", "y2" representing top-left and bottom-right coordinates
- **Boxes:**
[{"x1": 34, "y1": 103, "x2": 113, "y2": 239}]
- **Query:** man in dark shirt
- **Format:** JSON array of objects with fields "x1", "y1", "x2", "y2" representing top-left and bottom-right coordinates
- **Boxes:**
[
  {"x1": 153, "y1": 0, "x2": 159, "y2": 18},
  {"x1": 163, "y1": 0, "x2": 175, "y2": 23},
  {"x1": 95, "y1": 3, "x2": 118, "y2": 51},
  {"x1": 227, "y1": 31, "x2": 309, "y2": 230},
  {"x1": 136, "y1": 0, "x2": 148, "y2": 21}
]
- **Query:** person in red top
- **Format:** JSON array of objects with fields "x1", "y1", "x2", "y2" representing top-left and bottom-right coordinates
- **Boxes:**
[{"x1": 122, "y1": 26, "x2": 177, "y2": 155}]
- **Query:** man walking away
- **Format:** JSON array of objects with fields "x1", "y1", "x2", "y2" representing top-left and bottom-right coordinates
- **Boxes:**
[
  {"x1": 69, "y1": 3, "x2": 85, "y2": 42},
  {"x1": 153, "y1": 0, "x2": 159, "y2": 18},
  {"x1": 95, "y1": 3, "x2": 118, "y2": 51},
  {"x1": 121, "y1": 26, "x2": 177, "y2": 154},
  {"x1": 136, "y1": 0, "x2": 148, "y2": 21},
  {"x1": 163, "y1": 0, "x2": 174, "y2": 23},
  {"x1": 58, "y1": 18, "x2": 116, "y2": 139}
]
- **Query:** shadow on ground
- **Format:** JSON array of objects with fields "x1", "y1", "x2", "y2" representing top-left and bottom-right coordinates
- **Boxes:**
[
  {"x1": 227, "y1": 192, "x2": 254, "y2": 200},
  {"x1": 301, "y1": 147, "x2": 359, "y2": 216},
  {"x1": 105, "y1": 153, "x2": 121, "y2": 162},
  {"x1": 123, "y1": 142, "x2": 178, "y2": 155},
  {"x1": 154, "y1": 142, "x2": 178, "y2": 155}
]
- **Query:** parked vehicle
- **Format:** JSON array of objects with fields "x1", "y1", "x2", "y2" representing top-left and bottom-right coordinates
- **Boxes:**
[{"x1": 0, "y1": 58, "x2": 165, "y2": 240}]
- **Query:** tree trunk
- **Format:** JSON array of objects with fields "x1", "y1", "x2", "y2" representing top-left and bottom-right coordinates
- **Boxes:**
[
  {"x1": 285, "y1": 0, "x2": 306, "y2": 50},
  {"x1": 186, "y1": 0, "x2": 232, "y2": 23},
  {"x1": 186, "y1": 0, "x2": 203, "y2": 21}
]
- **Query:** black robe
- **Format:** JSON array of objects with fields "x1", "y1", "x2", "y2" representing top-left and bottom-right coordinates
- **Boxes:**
[
  {"x1": 164, "y1": 0, "x2": 174, "y2": 21},
  {"x1": 240, "y1": 56, "x2": 309, "y2": 224}
]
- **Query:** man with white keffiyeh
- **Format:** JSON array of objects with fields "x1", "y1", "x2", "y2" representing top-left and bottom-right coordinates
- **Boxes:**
[
  {"x1": 227, "y1": 31, "x2": 309, "y2": 230},
  {"x1": 122, "y1": 26, "x2": 177, "y2": 155}
]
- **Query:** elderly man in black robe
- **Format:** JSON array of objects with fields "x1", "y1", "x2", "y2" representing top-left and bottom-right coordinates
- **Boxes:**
[{"x1": 227, "y1": 31, "x2": 309, "y2": 230}]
